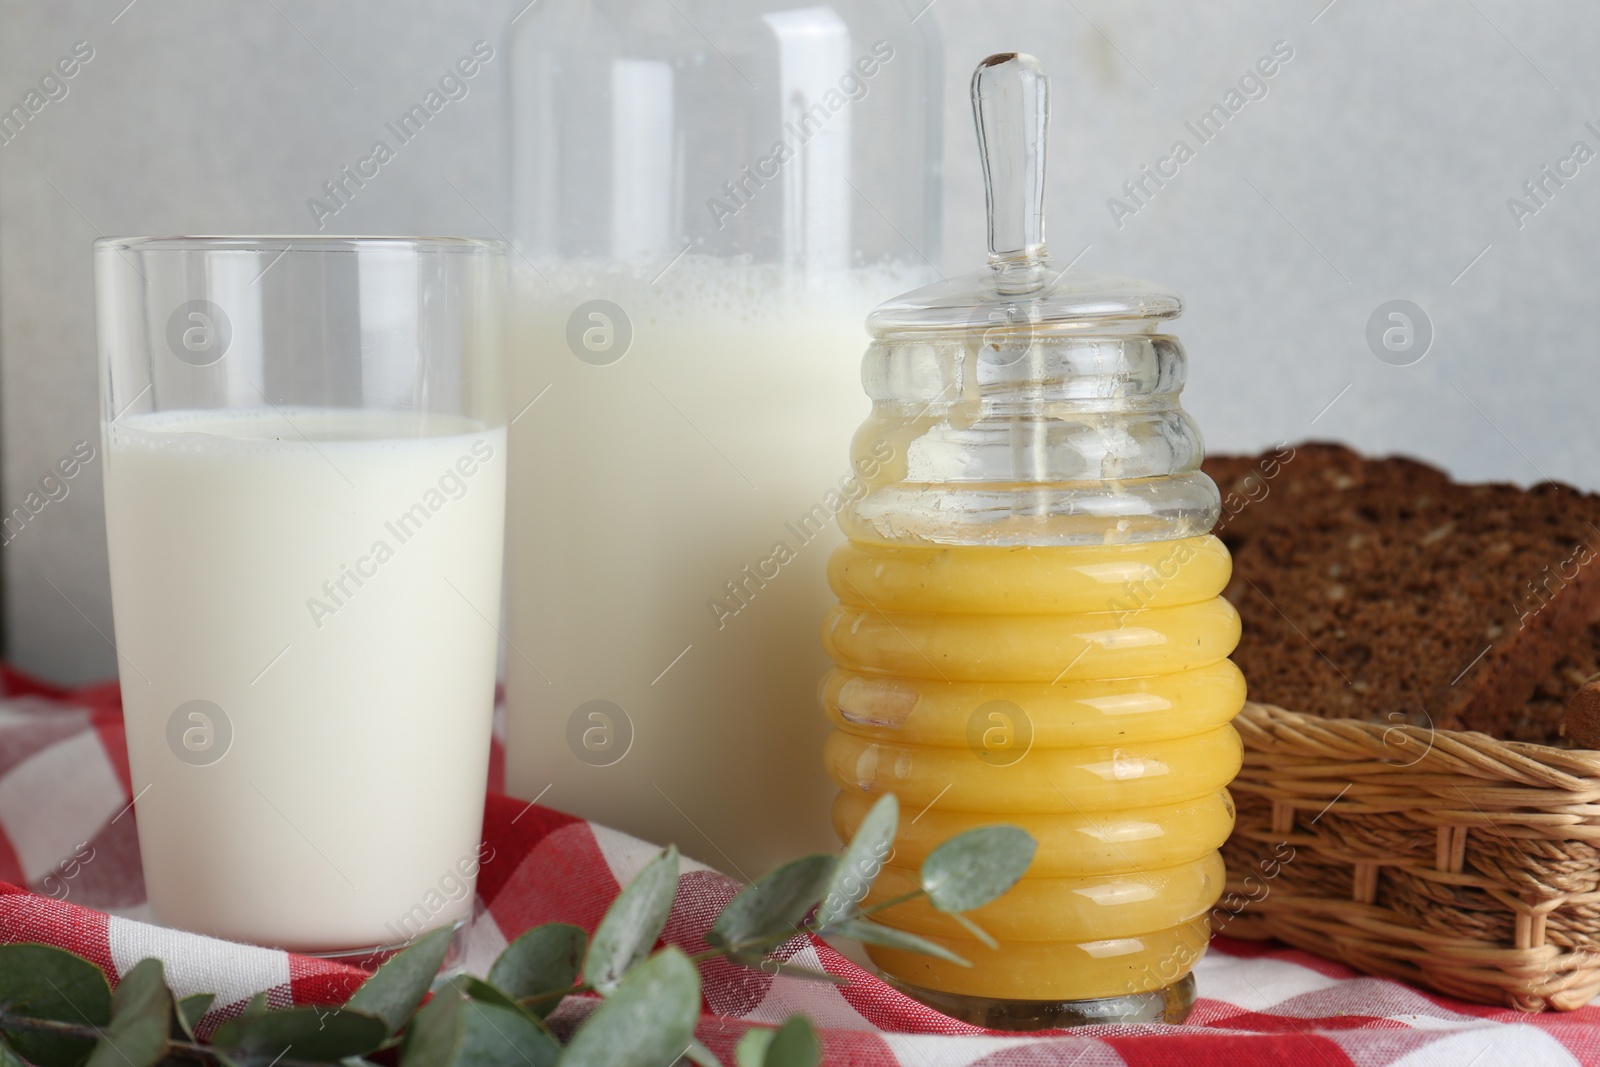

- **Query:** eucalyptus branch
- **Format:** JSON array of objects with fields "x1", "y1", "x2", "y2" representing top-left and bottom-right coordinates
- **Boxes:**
[
  {"x1": 0, "y1": 1010, "x2": 332, "y2": 1067},
  {"x1": 0, "y1": 794, "x2": 1037, "y2": 1067}
]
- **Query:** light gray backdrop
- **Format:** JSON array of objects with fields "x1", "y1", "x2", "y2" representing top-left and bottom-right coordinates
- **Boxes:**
[{"x1": 3, "y1": 0, "x2": 1596, "y2": 683}]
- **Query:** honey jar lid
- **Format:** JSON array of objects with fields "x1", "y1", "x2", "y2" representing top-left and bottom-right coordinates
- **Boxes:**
[{"x1": 868, "y1": 53, "x2": 1181, "y2": 337}]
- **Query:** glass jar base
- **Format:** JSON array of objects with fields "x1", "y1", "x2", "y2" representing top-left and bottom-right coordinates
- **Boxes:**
[{"x1": 887, "y1": 972, "x2": 1196, "y2": 1030}]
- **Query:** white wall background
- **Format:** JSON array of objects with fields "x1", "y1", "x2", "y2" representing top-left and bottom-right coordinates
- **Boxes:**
[{"x1": 3, "y1": 0, "x2": 1597, "y2": 683}]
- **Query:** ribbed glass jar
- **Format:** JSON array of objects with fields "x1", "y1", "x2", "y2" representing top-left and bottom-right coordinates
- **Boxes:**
[{"x1": 820, "y1": 52, "x2": 1244, "y2": 1029}]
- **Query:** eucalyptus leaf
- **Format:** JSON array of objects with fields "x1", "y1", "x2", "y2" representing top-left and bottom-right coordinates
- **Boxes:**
[
  {"x1": 0, "y1": 1037, "x2": 27, "y2": 1067},
  {"x1": 458, "y1": 977, "x2": 551, "y2": 1031},
  {"x1": 558, "y1": 947, "x2": 701, "y2": 1067},
  {"x1": 585, "y1": 846, "x2": 680, "y2": 996},
  {"x1": 919, "y1": 825, "x2": 1035, "y2": 914},
  {"x1": 406, "y1": 979, "x2": 563, "y2": 1067},
  {"x1": 209, "y1": 1006, "x2": 387, "y2": 1063},
  {"x1": 762, "y1": 1016, "x2": 820, "y2": 1067},
  {"x1": 86, "y1": 958, "x2": 171, "y2": 1067},
  {"x1": 814, "y1": 794, "x2": 897, "y2": 929},
  {"x1": 345, "y1": 925, "x2": 454, "y2": 1036},
  {"x1": 241, "y1": 992, "x2": 269, "y2": 1017},
  {"x1": 832, "y1": 919, "x2": 969, "y2": 966},
  {"x1": 734, "y1": 1027, "x2": 773, "y2": 1067},
  {"x1": 685, "y1": 1036, "x2": 724, "y2": 1067},
  {"x1": 487, "y1": 923, "x2": 586, "y2": 1015},
  {"x1": 457, "y1": 999, "x2": 560, "y2": 1066},
  {"x1": 707, "y1": 855, "x2": 838, "y2": 960},
  {"x1": 400, "y1": 984, "x2": 465, "y2": 1067},
  {"x1": 174, "y1": 993, "x2": 214, "y2": 1041},
  {"x1": 0, "y1": 943, "x2": 112, "y2": 1067},
  {"x1": 732, "y1": 1017, "x2": 821, "y2": 1067}
]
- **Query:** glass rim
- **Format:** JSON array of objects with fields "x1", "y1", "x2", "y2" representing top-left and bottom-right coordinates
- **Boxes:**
[{"x1": 93, "y1": 235, "x2": 506, "y2": 255}]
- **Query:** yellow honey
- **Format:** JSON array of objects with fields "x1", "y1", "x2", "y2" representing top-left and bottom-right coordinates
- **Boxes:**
[{"x1": 821, "y1": 536, "x2": 1243, "y2": 1001}]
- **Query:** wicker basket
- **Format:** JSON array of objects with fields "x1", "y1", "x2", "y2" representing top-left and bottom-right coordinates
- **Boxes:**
[{"x1": 1220, "y1": 701, "x2": 1600, "y2": 1011}]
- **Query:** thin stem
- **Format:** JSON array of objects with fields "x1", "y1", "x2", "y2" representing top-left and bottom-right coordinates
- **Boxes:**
[
  {"x1": 850, "y1": 889, "x2": 926, "y2": 920},
  {"x1": 514, "y1": 888, "x2": 937, "y2": 1011},
  {"x1": 0, "y1": 1011, "x2": 332, "y2": 1067}
]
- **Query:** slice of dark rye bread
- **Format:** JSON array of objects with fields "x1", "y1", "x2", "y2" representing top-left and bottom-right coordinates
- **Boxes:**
[{"x1": 1202, "y1": 442, "x2": 1600, "y2": 745}]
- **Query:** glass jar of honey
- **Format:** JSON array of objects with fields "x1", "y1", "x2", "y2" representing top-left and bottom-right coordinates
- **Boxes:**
[{"x1": 820, "y1": 52, "x2": 1244, "y2": 1028}]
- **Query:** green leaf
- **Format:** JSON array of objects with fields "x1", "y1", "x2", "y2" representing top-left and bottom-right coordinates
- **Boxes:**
[
  {"x1": 585, "y1": 846, "x2": 680, "y2": 996},
  {"x1": 457, "y1": 976, "x2": 553, "y2": 1033},
  {"x1": 707, "y1": 856, "x2": 838, "y2": 960},
  {"x1": 815, "y1": 794, "x2": 897, "y2": 929},
  {"x1": 208, "y1": 1006, "x2": 387, "y2": 1063},
  {"x1": 86, "y1": 958, "x2": 171, "y2": 1067},
  {"x1": 0, "y1": 943, "x2": 112, "y2": 1067},
  {"x1": 735, "y1": 1027, "x2": 773, "y2": 1067},
  {"x1": 733, "y1": 1017, "x2": 820, "y2": 1067},
  {"x1": 488, "y1": 923, "x2": 586, "y2": 1015},
  {"x1": 400, "y1": 985, "x2": 465, "y2": 1067},
  {"x1": 345, "y1": 925, "x2": 454, "y2": 1036},
  {"x1": 399, "y1": 985, "x2": 561, "y2": 1067},
  {"x1": 457, "y1": 999, "x2": 560, "y2": 1066},
  {"x1": 832, "y1": 919, "x2": 969, "y2": 966},
  {"x1": 919, "y1": 825, "x2": 1036, "y2": 914},
  {"x1": 0, "y1": 1037, "x2": 30, "y2": 1067},
  {"x1": 241, "y1": 992, "x2": 269, "y2": 1017},
  {"x1": 174, "y1": 993, "x2": 214, "y2": 1040},
  {"x1": 558, "y1": 947, "x2": 701, "y2": 1067},
  {"x1": 762, "y1": 1016, "x2": 820, "y2": 1067},
  {"x1": 685, "y1": 1036, "x2": 724, "y2": 1067}
]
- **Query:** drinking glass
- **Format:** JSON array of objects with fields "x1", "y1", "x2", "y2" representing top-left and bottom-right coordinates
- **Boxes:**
[{"x1": 94, "y1": 236, "x2": 506, "y2": 955}]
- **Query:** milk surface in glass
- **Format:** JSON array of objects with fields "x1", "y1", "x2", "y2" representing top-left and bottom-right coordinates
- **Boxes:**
[{"x1": 104, "y1": 408, "x2": 505, "y2": 952}]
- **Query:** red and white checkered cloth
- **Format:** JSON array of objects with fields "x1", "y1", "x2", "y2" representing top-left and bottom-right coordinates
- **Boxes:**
[{"x1": 2, "y1": 667, "x2": 1599, "y2": 1066}]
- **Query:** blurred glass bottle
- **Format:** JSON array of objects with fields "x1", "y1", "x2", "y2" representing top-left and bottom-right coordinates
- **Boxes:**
[{"x1": 505, "y1": 0, "x2": 942, "y2": 874}]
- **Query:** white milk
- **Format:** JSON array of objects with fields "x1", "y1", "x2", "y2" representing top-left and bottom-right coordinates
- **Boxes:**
[
  {"x1": 103, "y1": 408, "x2": 505, "y2": 952},
  {"x1": 505, "y1": 260, "x2": 925, "y2": 878}
]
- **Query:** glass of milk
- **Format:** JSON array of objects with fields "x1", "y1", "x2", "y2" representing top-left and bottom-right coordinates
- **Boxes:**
[{"x1": 93, "y1": 236, "x2": 506, "y2": 956}]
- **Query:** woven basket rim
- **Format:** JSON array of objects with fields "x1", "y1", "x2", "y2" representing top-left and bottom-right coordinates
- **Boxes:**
[{"x1": 1238, "y1": 700, "x2": 1600, "y2": 788}]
